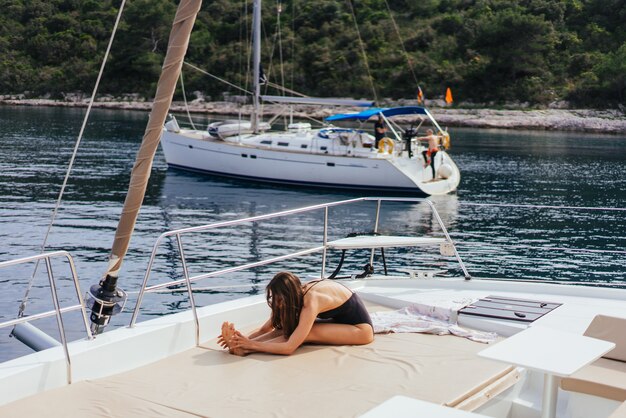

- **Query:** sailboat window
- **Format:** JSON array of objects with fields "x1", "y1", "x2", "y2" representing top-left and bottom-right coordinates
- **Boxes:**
[
  {"x1": 261, "y1": 140, "x2": 272, "y2": 145},
  {"x1": 241, "y1": 154, "x2": 248, "y2": 158},
  {"x1": 301, "y1": 144, "x2": 308, "y2": 149},
  {"x1": 277, "y1": 142, "x2": 289, "y2": 147},
  {"x1": 250, "y1": 155, "x2": 257, "y2": 159},
  {"x1": 320, "y1": 146, "x2": 328, "y2": 151}
]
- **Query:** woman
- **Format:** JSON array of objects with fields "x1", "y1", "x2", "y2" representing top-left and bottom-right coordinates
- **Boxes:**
[{"x1": 218, "y1": 271, "x2": 374, "y2": 356}]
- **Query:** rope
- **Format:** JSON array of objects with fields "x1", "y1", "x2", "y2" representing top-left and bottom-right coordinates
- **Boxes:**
[
  {"x1": 345, "y1": 0, "x2": 378, "y2": 103},
  {"x1": 179, "y1": 70, "x2": 196, "y2": 130},
  {"x1": 184, "y1": 61, "x2": 252, "y2": 95},
  {"x1": 458, "y1": 202, "x2": 626, "y2": 212},
  {"x1": 382, "y1": 0, "x2": 419, "y2": 87},
  {"x1": 17, "y1": 0, "x2": 128, "y2": 318}
]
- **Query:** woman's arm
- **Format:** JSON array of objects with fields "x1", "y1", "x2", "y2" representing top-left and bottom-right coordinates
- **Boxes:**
[
  {"x1": 247, "y1": 317, "x2": 273, "y2": 339},
  {"x1": 232, "y1": 304, "x2": 319, "y2": 355}
]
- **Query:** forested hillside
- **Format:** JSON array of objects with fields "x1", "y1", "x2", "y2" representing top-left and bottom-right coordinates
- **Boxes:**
[{"x1": 1, "y1": 0, "x2": 625, "y2": 107}]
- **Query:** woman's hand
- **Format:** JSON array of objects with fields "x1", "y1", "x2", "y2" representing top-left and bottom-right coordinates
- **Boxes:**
[
  {"x1": 229, "y1": 331, "x2": 256, "y2": 351},
  {"x1": 217, "y1": 335, "x2": 229, "y2": 349}
]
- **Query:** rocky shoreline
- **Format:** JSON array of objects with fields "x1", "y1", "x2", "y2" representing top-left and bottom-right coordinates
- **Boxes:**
[{"x1": 2, "y1": 97, "x2": 625, "y2": 134}]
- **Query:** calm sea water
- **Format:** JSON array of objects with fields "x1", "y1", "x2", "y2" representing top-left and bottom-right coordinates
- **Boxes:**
[{"x1": 1, "y1": 105, "x2": 625, "y2": 361}]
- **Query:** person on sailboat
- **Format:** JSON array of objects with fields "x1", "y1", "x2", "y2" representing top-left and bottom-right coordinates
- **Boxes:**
[
  {"x1": 418, "y1": 129, "x2": 440, "y2": 180},
  {"x1": 374, "y1": 115, "x2": 387, "y2": 148},
  {"x1": 218, "y1": 271, "x2": 374, "y2": 356}
]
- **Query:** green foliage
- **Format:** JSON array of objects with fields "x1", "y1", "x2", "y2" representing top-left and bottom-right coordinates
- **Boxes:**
[{"x1": 0, "y1": 0, "x2": 625, "y2": 107}]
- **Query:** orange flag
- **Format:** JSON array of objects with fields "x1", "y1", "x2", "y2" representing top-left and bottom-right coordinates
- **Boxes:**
[
  {"x1": 417, "y1": 86, "x2": 424, "y2": 105},
  {"x1": 445, "y1": 87, "x2": 453, "y2": 105}
]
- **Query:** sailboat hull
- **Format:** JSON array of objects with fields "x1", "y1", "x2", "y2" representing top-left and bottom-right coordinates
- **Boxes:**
[{"x1": 161, "y1": 130, "x2": 461, "y2": 195}]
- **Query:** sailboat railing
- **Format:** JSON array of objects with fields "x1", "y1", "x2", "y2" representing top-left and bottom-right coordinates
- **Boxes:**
[
  {"x1": 129, "y1": 197, "x2": 469, "y2": 335},
  {"x1": 0, "y1": 251, "x2": 94, "y2": 384}
]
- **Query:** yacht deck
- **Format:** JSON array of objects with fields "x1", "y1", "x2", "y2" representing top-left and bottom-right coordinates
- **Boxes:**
[
  {"x1": 1, "y1": 278, "x2": 625, "y2": 417},
  {"x1": 0, "y1": 298, "x2": 516, "y2": 418}
]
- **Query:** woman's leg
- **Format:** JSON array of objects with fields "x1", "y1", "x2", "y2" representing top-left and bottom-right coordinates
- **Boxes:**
[{"x1": 304, "y1": 323, "x2": 374, "y2": 346}]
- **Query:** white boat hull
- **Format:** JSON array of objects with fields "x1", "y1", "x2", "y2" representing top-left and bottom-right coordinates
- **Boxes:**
[{"x1": 161, "y1": 129, "x2": 461, "y2": 195}]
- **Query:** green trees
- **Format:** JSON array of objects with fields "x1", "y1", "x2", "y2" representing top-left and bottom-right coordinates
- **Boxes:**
[{"x1": 0, "y1": 0, "x2": 624, "y2": 107}]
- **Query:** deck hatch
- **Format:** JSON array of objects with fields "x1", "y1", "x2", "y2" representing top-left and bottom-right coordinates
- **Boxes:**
[{"x1": 458, "y1": 295, "x2": 562, "y2": 323}]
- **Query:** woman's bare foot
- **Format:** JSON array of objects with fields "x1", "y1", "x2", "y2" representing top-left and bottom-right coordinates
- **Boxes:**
[{"x1": 220, "y1": 322, "x2": 247, "y2": 356}]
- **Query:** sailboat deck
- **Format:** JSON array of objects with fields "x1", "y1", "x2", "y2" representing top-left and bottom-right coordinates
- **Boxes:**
[{"x1": 0, "y1": 301, "x2": 515, "y2": 417}]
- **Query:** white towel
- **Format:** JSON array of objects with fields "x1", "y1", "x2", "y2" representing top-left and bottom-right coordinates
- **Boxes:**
[{"x1": 371, "y1": 306, "x2": 498, "y2": 343}]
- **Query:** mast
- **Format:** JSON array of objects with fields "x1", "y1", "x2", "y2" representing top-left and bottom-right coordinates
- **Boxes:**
[
  {"x1": 88, "y1": 0, "x2": 203, "y2": 334},
  {"x1": 251, "y1": 0, "x2": 262, "y2": 133}
]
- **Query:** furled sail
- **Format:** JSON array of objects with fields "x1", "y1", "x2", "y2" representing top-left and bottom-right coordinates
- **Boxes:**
[{"x1": 89, "y1": 0, "x2": 203, "y2": 333}]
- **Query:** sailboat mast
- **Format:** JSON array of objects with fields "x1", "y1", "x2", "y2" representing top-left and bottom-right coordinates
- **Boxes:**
[
  {"x1": 88, "y1": 0, "x2": 203, "y2": 334},
  {"x1": 251, "y1": 0, "x2": 262, "y2": 133}
]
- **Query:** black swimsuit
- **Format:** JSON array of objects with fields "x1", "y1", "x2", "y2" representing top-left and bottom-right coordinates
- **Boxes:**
[{"x1": 304, "y1": 281, "x2": 373, "y2": 329}]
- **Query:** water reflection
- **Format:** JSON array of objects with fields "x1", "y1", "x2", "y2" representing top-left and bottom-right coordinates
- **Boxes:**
[{"x1": 1, "y1": 106, "x2": 625, "y2": 362}]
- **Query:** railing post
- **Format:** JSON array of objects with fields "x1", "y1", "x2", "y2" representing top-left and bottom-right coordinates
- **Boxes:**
[
  {"x1": 129, "y1": 237, "x2": 163, "y2": 328},
  {"x1": 425, "y1": 200, "x2": 471, "y2": 279},
  {"x1": 321, "y1": 207, "x2": 329, "y2": 278},
  {"x1": 176, "y1": 234, "x2": 200, "y2": 346},
  {"x1": 65, "y1": 254, "x2": 93, "y2": 340},
  {"x1": 44, "y1": 256, "x2": 72, "y2": 384},
  {"x1": 369, "y1": 199, "x2": 382, "y2": 266}
]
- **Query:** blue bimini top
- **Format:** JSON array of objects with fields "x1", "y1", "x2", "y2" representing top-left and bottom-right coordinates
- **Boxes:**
[{"x1": 325, "y1": 106, "x2": 428, "y2": 122}]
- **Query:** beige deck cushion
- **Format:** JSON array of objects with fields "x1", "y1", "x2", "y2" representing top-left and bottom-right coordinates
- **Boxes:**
[
  {"x1": 0, "y1": 380, "x2": 196, "y2": 417},
  {"x1": 560, "y1": 314, "x2": 626, "y2": 401},
  {"x1": 561, "y1": 358, "x2": 626, "y2": 402},
  {"x1": 583, "y1": 315, "x2": 626, "y2": 362},
  {"x1": 0, "y1": 332, "x2": 514, "y2": 418},
  {"x1": 610, "y1": 402, "x2": 626, "y2": 418}
]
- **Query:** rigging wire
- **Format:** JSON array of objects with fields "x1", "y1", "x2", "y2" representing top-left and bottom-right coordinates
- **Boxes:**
[
  {"x1": 185, "y1": 61, "x2": 310, "y2": 106},
  {"x1": 16, "y1": 0, "x2": 128, "y2": 319},
  {"x1": 184, "y1": 61, "x2": 252, "y2": 95},
  {"x1": 276, "y1": 1, "x2": 286, "y2": 96},
  {"x1": 290, "y1": 0, "x2": 297, "y2": 94},
  {"x1": 242, "y1": 0, "x2": 251, "y2": 96},
  {"x1": 239, "y1": 0, "x2": 245, "y2": 94},
  {"x1": 179, "y1": 71, "x2": 197, "y2": 130},
  {"x1": 382, "y1": 0, "x2": 419, "y2": 88},
  {"x1": 275, "y1": 1, "x2": 289, "y2": 126},
  {"x1": 266, "y1": 81, "x2": 307, "y2": 97},
  {"x1": 345, "y1": 0, "x2": 378, "y2": 103}
]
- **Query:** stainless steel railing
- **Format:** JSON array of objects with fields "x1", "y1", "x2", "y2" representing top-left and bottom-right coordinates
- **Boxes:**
[
  {"x1": 0, "y1": 251, "x2": 93, "y2": 384},
  {"x1": 129, "y1": 197, "x2": 470, "y2": 344}
]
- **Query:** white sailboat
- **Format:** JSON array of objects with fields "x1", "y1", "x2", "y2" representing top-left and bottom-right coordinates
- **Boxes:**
[
  {"x1": 160, "y1": 0, "x2": 461, "y2": 196},
  {"x1": 1, "y1": 1, "x2": 625, "y2": 418}
]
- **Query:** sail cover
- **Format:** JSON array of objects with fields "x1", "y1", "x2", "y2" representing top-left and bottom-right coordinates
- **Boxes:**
[{"x1": 325, "y1": 106, "x2": 428, "y2": 121}]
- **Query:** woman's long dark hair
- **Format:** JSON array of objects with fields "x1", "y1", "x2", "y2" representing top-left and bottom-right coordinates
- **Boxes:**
[{"x1": 266, "y1": 271, "x2": 304, "y2": 338}]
